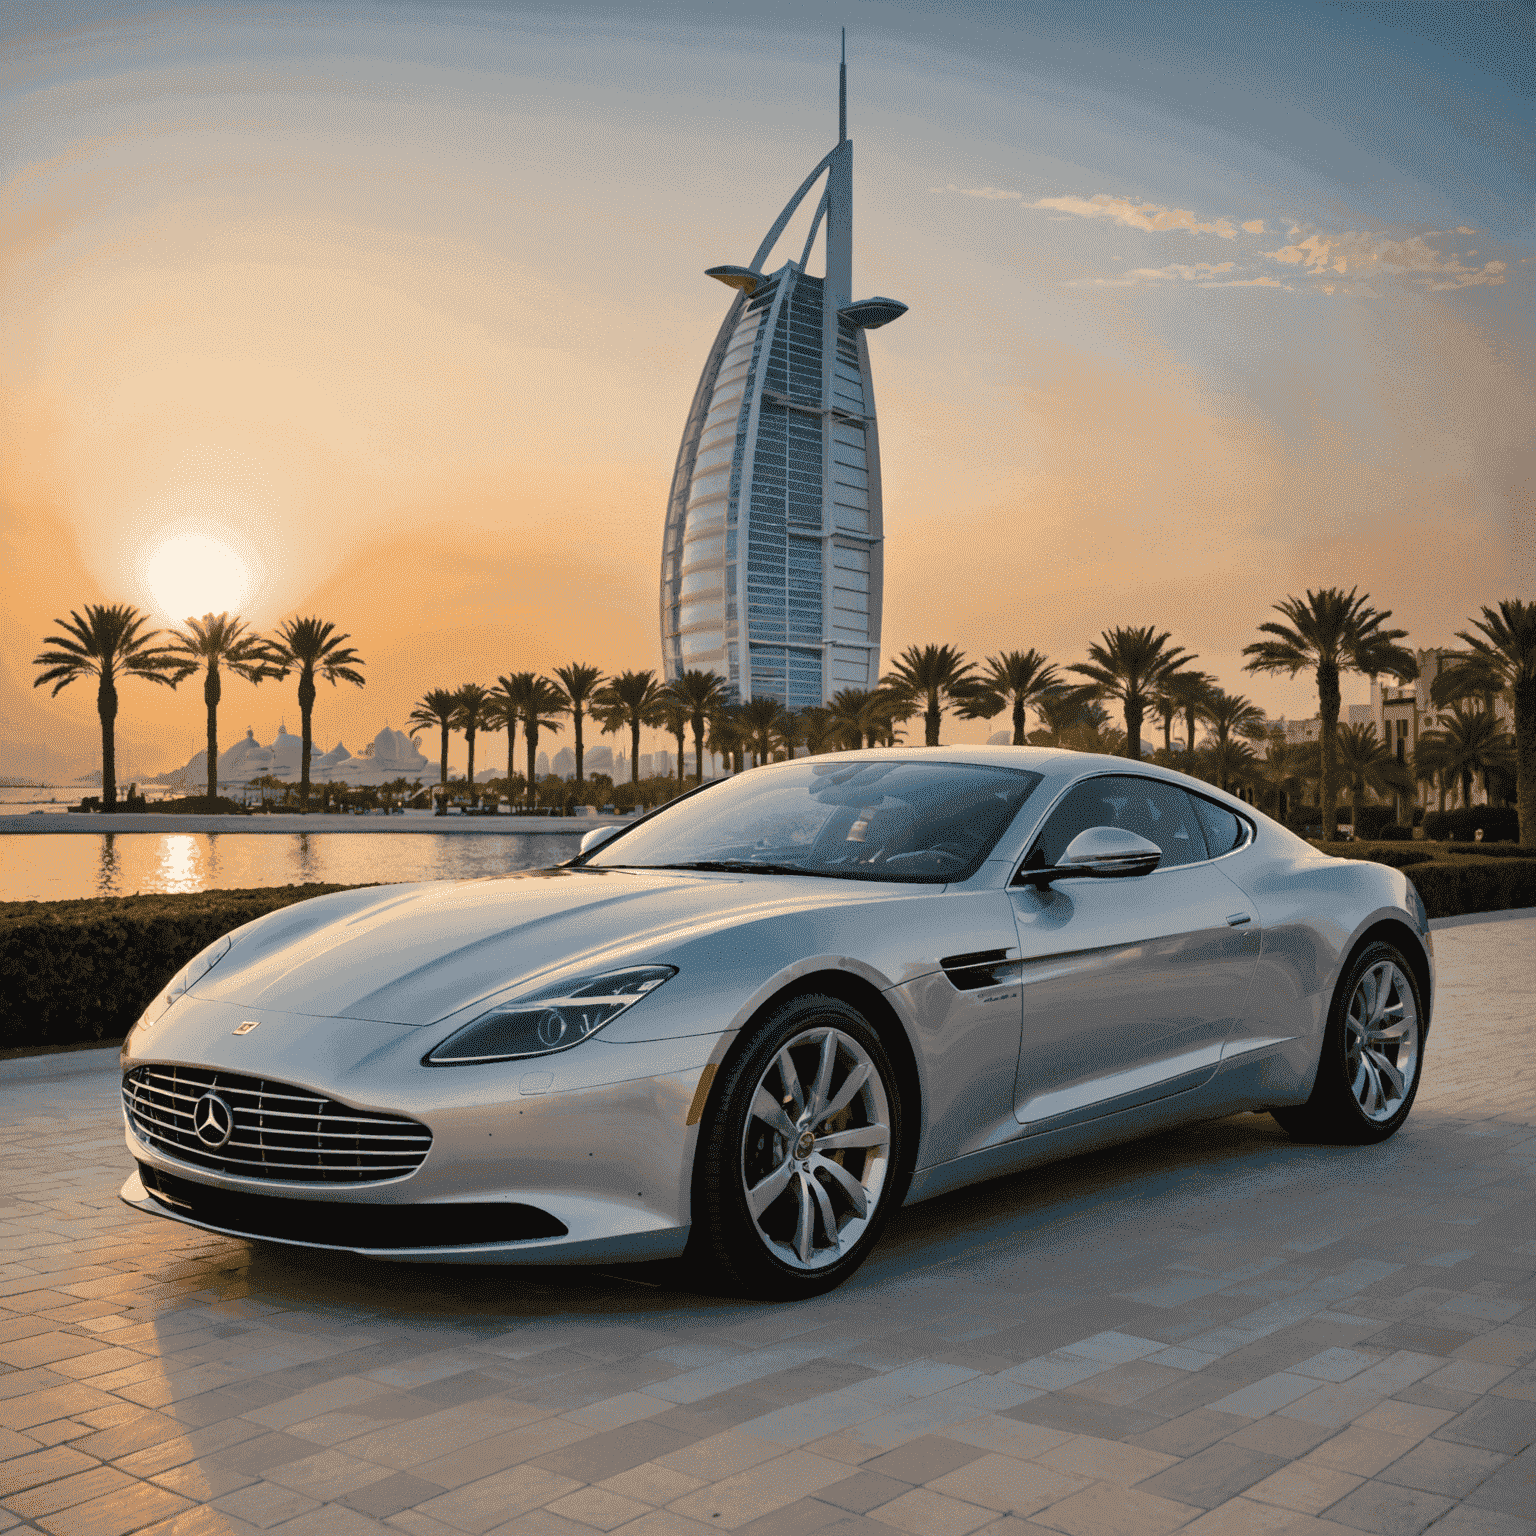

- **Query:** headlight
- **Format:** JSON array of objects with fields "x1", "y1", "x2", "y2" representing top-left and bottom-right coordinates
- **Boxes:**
[
  {"x1": 426, "y1": 965, "x2": 676, "y2": 1065},
  {"x1": 133, "y1": 935, "x2": 234, "y2": 1033}
]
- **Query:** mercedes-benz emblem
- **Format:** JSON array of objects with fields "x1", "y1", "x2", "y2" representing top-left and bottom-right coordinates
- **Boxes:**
[{"x1": 192, "y1": 1092, "x2": 234, "y2": 1148}]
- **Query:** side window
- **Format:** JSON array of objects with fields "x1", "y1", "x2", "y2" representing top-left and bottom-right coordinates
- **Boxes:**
[
  {"x1": 1024, "y1": 775, "x2": 1209, "y2": 871},
  {"x1": 1190, "y1": 795, "x2": 1247, "y2": 857}
]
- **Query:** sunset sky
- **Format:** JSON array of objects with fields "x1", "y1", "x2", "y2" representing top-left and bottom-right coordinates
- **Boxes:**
[{"x1": 3, "y1": 0, "x2": 1531, "y2": 781}]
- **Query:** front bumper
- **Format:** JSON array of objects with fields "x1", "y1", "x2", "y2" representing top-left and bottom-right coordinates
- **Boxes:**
[
  {"x1": 119, "y1": 1164, "x2": 689, "y2": 1263},
  {"x1": 120, "y1": 998, "x2": 721, "y2": 1264}
]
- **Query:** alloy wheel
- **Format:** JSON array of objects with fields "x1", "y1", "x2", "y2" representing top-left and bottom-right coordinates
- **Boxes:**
[
  {"x1": 739, "y1": 1026, "x2": 891, "y2": 1270},
  {"x1": 1344, "y1": 959, "x2": 1420, "y2": 1123}
]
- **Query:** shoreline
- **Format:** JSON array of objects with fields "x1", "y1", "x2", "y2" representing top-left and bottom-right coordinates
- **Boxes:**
[{"x1": 0, "y1": 812, "x2": 627, "y2": 835}]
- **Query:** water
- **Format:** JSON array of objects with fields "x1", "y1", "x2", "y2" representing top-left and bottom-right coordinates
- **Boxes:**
[{"x1": 0, "y1": 832, "x2": 587, "y2": 903}]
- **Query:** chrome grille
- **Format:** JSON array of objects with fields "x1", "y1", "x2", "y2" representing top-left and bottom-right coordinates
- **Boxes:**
[{"x1": 123, "y1": 1064, "x2": 431, "y2": 1184}]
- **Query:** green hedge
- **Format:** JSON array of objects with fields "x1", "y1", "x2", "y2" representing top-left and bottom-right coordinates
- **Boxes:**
[
  {"x1": 1405, "y1": 859, "x2": 1536, "y2": 921},
  {"x1": 0, "y1": 885, "x2": 365, "y2": 1052}
]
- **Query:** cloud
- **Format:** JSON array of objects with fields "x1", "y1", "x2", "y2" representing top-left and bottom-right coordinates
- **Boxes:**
[
  {"x1": 1066, "y1": 261, "x2": 1293, "y2": 291},
  {"x1": 934, "y1": 183, "x2": 1023, "y2": 200},
  {"x1": 1242, "y1": 219, "x2": 1266, "y2": 234},
  {"x1": 1261, "y1": 229, "x2": 1509, "y2": 290},
  {"x1": 1028, "y1": 192, "x2": 1239, "y2": 239}
]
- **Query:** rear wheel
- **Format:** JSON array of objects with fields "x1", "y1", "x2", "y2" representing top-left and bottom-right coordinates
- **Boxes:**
[
  {"x1": 1273, "y1": 941, "x2": 1424, "y2": 1144},
  {"x1": 689, "y1": 994, "x2": 903, "y2": 1299}
]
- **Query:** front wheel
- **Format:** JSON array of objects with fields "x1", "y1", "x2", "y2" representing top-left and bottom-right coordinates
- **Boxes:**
[
  {"x1": 1273, "y1": 941, "x2": 1425, "y2": 1144},
  {"x1": 688, "y1": 994, "x2": 903, "y2": 1300}
]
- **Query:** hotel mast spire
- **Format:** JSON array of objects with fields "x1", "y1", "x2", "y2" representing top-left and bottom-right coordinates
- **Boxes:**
[{"x1": 839, "y1": 28, "x2": 847, "y2": 144}]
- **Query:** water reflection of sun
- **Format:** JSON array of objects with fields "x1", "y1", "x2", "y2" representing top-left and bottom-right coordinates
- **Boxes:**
[{"x1": 156, "y1": 835, "x2": 203, "y2": 893}]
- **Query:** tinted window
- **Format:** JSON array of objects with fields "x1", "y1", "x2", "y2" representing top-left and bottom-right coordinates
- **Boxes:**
[
  {"x1": 1024, "y1": 775, "x2": 1208, "y2": 871},
  {"x1": 585, "y1": 760, "x2": 1044, "y2": 883},
  {"x1": 1191, "y1": 795, "x2": 1246, "y2": 856}
]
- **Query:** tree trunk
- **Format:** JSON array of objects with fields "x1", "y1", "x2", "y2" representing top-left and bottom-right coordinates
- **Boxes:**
[
  {"x1": 1013, "y1": 696, "x2": 1027, "y2": 746},
  {"x1": 574, "y1": 708, "x2": 585, "y2": 784},
  {"x1": 1185, "y1": 703, "x2": 1197, "y2": 756},
  {"x1": 1124, "y1": 701, "x2": 1143, "y2": 761},
  {"x1": 629, "y1": 716, "x2": 641, "y2": 784},
  {"x1": 1316, "y1": 660, "x2": 1341, "y2": 840},
  {"x1": 1162, "y1": 714, "x2": 1172, "y2": 754},
  {"x1": 1352, "y1": 781, "x2": 1362, "y2": 834},
  {"x1": 298, "y1": 668, "x2": 316, "y2": 812},
  {"x1": 98, "y1": 673, "x2": 118, "y2": 811},
  {"x1": 466, "y1": 728, "x2": 477, "y2": 806},
  {"x1": 525, "y1": 721, "x2": 538, "y2": 808},
  {"x1": 1516, "y1": 675, "x2": 1535, "y2": 848},
  {"x1": 693, "y1": 719, "x2": 704, "y2": 784},
  {"x1": 205, "y1": 659, "x2": 220, "y2": 805},
  {"x1": 925, "y1": 692, "x2": 940, "y2": 747},
  {"x1": 506, "y1": 718, "x2": 517, "y2": 793},
  {"x1": 674, "y1": 724, "x2": 685, "y2": 786}
]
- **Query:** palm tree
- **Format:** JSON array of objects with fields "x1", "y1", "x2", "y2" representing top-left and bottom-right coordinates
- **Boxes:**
[
  {"x1": 1243, "y1": 588, "x2": 1416, "y2": 841},
  {"x1": 408, "y1": 688, "x2": 460, "y2": 790},
  {"x1": 1070, "y1": 626, "x2": 1196, "y2": 761},
  {"x1": 1201, "y1": 690, "x2": 1268, "y2": 751},
  {"x1": 553, "y1": 663, "x2": 604, "y2": 784},
  {"x1": 1160, "y1": 670, "x2": 1217, "y2": 756},
  {"x1": 739, "y1": 696, "x2": 783, "y2": 766},
  {"x1": 881, "y1": 644, "x2": 976, "y2": 746},
  {"x1": 500, "y1": 673, "x2": 566, "y2": 808},
  {"x1": 1336, "y1": 722, "x2": 1414, "y2": 830},
  {"x1": 168, "y1": 612, "x2": 281, "y2": 804},
  {"x1": 957, "y1": 649, "x2": 1063, "y2": 745},
  {"x1": 655, "y1": 696, "x2": 689, "y2": 788},
  {"x1": 771, "y1": 709, "x2": 803, "y2": 763},
  {"x1": 453, "y1": 683, "x2": 496, "y2": 806},
  {"x1": 1416, "y1": 708, "x2": 1515, "y2": 816},
  {"x1": 592, "y1": 670, "x2": 664, "y2": 785},
  {"x1": 489, "y1": 675, "x2": 521, "y2": 789},
  {"x1": 829, "y1": 688, "x2": 876, "y2": 750},
  {"x1": 267, "y1": 617, "x2": 365, "y2": 811},
  {"x1": 799, "y1": 706, "x2": 839, "y2": 755},
  {"x1": 1439, "y1": 600, "x2": 1535, "y2": 845},
  {"x1": 666, "y1": 670, "x2": 730, "y2": 783},
  {"x1": 32, "y1": 603, "x2": 186, "y2": 809},
  {"x1": 708, "y1": 705, "x2": 749, "y2": 773}
]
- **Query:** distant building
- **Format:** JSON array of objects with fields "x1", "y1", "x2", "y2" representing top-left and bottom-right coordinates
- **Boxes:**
[{"x1": 169, "y1": 725, "x2": 428, "y2": 790}]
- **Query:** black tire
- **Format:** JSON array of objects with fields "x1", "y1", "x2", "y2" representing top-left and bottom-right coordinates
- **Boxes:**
[
  {"x1": 687, "y1": 993, "x2": 905, "y2": 1300},
  {"x1": 1273, "y1": 940, "x2": 1425, "y2": 1145}
]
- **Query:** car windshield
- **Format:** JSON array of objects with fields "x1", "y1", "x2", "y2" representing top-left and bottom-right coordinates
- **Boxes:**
[{"x1": 582, "y1": 759, "x2": 1043, "y2": 883}]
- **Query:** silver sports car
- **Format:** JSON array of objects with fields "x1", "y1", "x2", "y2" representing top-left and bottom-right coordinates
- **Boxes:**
[{"x1": 120, "y1": 748, "x2": 1433, "y2": 1298}]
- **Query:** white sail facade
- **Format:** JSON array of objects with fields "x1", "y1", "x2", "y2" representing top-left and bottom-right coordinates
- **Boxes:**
[{"x1": 660, "y1": 51, "x2": 904, "y2": 707}]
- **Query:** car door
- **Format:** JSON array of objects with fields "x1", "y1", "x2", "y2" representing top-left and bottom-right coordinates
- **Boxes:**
[{"x1": 1009, "y1": 774, "x2": 1260, "y2": 1132}]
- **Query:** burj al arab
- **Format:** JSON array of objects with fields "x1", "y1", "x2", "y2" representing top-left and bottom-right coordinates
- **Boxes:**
[{"x1": 659, "y1": 39, "x2": 907, "y2": 707}]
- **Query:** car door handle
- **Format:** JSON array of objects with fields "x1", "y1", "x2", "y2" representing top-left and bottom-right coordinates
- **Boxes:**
[{"x1": 1225, "y1": 913, "x2": 1252, "y2": 927}]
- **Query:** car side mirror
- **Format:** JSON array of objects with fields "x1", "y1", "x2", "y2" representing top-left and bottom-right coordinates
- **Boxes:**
[
  {"x1": 579, "y1": 824, "x2": 623, "y2": 856},
  {"x1": 1014, "y1": 826, "x2": 1162, "y2": 887}
]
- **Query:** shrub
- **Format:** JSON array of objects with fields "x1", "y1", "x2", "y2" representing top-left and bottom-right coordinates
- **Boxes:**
[
  {"x1": 1407, "y1": 859, "x2": 1536, "y2": 921},
  {"x1": 1421, "y1": 806, "x2": 1519, "y2": 843},
  {"x1": 152, "y1": 795, "x2": 251, "y2": 815},
  {"x1": 1308, "y1": 842, "x2": 1435, "y2": 869},
  {"x1": 1443, "y1": 842, "x2": 1536, "y2": 859},
  {"x1": 1376, "y1": 824, "x2": 1413, "y2": 841},
  {"x1": 1354, "y1": 805, "x2": 1398, "y2": 839},
  {"x1": 0, "y1": 885, "x2": 364, "y2": 1052}
]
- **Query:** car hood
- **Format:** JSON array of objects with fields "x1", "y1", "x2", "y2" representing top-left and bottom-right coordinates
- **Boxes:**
[{"x1": 187, "y1": 867, "x2": 876, "y2": 1026}]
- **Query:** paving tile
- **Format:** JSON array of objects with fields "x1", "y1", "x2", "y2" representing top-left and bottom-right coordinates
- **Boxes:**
[
  {"x1": 0, "y1": 1443, "x2": 98, "y2": 1497},
  {"x1": 1024, "y1": 1480, "x2": 1202, "y2": 1536},
  {"x1": 1462, "y1": 1444, "x2": 1536, "y2": 1516},
  {"x1": 34, "y1": 1479, "x2": 193, "y2": 1536},
  {"x1": 1032, "y1": 1433, "x2": 1177, "y2": 1487},
  {"x1": 1132, "y1": 1441, "x2": 1287, "y2": 1509},
  {"x1": 1321, "y1": 1477, "x2": 1454, "y2": 1533},
  {"x1": 867, "y1": 1485, "x2": 993, "y2": 1535},
  {"x1": 1435, "y1": 1395, "x2": 1536, "y2": 1453},
  {"x1": 859, "y1": 1433, "x2": 983, "y2": 1484},
  {"x1": 337, "y1": 1470, "x2": 446, "y2": 1518},
  {"x1": 1379, "y1": 1436, "x2": 1508, "y2": 1498},
  {"x1": 8, "y1": 1465, "x2": 136, "y2": 1518},
  {"x1": 413, "y1": 1463, "x2": 584, "y2": 1534},
  {"x1": 813, "y1": 1468, "x2": 912, "y2": 1512},
  {"x1": 595, "y1": 1462, "x2": 704, "y2": 1506},
  {"x1": 544, "y1": 1485, "x2": 654, "y2": 1530},
  {"x1": 927, "y1": 1452, "x2": 1086, "y2": 1515},
  {"x1": 1242, "y1": 1459, "x2": 1363, "y2": 1515}
]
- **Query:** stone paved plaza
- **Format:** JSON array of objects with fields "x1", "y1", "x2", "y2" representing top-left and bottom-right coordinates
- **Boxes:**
[{"x1": 2, "y1": 912, "x2": 1533, "y2": 1536}]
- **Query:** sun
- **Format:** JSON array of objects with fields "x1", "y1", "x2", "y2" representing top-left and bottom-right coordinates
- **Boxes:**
[{"x1": 145, "y1": 534, "x2": 253, "y2": 623}]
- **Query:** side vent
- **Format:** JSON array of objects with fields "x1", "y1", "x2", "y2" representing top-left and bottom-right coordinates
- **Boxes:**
[{"x1": 941, "y1": 948, "x2": 1018, "y2": 991}]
